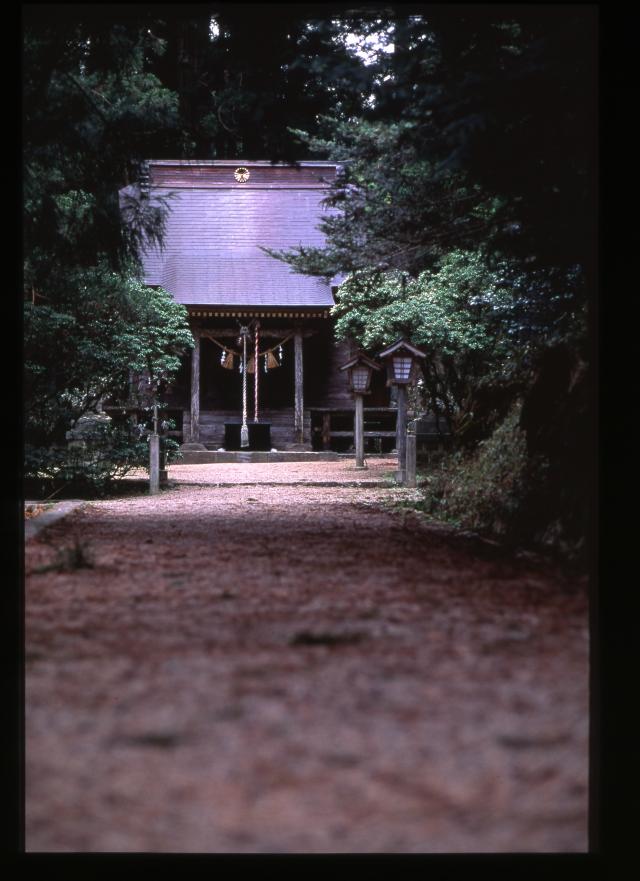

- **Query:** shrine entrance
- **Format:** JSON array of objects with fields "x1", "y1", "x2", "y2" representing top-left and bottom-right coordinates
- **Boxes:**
[
  {"x1": 200, "y1": 322, "x2": 296, "y2": 451},
  {"x1": 182, "y1": 311, "x2": 340, "y2": 451},
  {"x1": 200, "y1": 326, "x2": 296, "y2": 413}
]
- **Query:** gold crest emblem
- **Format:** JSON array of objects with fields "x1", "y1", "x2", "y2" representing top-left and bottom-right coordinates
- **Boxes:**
[{"x1": 234, "y1": 167, "x2": 250, "y2": 183}]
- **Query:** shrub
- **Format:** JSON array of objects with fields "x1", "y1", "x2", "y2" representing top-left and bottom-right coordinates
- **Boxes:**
[
  {"x1": 420, "y1": 401, "x2": 586, "y2": 561},
  {"x1": 24, "y1": 419, "x2": 163, "y2": 497},
  {"x1": 423, "y1": 403, "x2": 528, "y2": 534}
]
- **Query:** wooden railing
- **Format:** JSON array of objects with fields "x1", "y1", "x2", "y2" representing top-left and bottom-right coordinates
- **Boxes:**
[{"x1": 309, "y1": 407, "x2": 398, "y2": 452}]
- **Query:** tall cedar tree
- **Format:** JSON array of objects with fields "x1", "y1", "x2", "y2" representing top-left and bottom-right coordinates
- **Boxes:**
[{"x1": 24, "y1": 6, "x2": 193, "y2": 446}]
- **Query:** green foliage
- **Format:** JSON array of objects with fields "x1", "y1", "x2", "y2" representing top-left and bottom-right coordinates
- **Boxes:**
[
  {"x1": 417, "y1": 397, "x2": 586, "y2": 561},
  {"x1": 269, "y1": 117, "x2": 499, "y2": 278},
  {"x1": 24, "y1": 271, "x2": 193, "y2": 444},
  {"x1": 331, "y1": 251, "x2": 583, "y2": 442},
  {"x1": 25, "y1": 416, "x2": 181, "y2": 497},
  {"x1": 269, "y1": 7, "x2": 595, "y2": 313},
  {"x1": 422, "y1": 404, "x2": 532, "y2": 537},
  {"x1": 333, "y1": 251, "x2": 517, "y2": 353},
  {"x1": 23, "y1": 14, "x2": 193, "y2": 475},
  {"x1": 23, "y1": 15, "x2": 181, "y2": 284},
  {"x1": 270, "y1": 101, "x2": 589, "y2": 444},
  {"x1": 357, "y1": 7, "x2": 595, "y2": 270},
  {"x1": 25, "y1": 425, "x2": 150, "y2": 495}
]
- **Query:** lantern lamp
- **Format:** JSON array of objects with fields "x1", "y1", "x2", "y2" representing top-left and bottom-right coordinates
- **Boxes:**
[
  {"x1": 339, "y1": 352, "x2": 381, "y2": 469},
  {"x1": 339, "y1": 352, "x2": 381, "y2": 394},
  {"x1": 378, "y1": 339, "x2": 426, "y2": 386},
  {"x1": 378, "y1": 339, "x2": 426, "y2": 481}
]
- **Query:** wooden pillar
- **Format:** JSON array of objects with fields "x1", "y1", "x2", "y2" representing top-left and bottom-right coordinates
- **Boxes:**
[
  {"x1": 294, "y1": 329, "x2": 304, "y2": 444},
  {"x1": 396, "y1": 385, "x2": 407, "y2": 479},
  {"x1": 405, "y1": 419, "x2": 417, "y2": 487},
  {"x1": 149, "y1": 433, "x2": 160, "y2": 495},
  {"x1": 321, "y1": 412, "x2": 331, "y2": 450},
  {"x1": 159, "y1": 445, "x2": 168, "y2": 488},
  {"x1": 355, "y1": 394, "x2": 365, "y2": 468},
  {"x1": 190, "y1": 331, "x2": 200, "y2": 442}
]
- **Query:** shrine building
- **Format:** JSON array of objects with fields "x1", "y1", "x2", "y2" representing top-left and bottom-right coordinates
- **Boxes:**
[{"x1": 130, "y1": 159, "x2": 397, "y2": 453}]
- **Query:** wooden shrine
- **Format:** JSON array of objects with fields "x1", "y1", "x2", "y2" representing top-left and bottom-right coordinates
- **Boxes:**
[{"x1": 122, "y1": 159, "x2": 396, "y2": 452}]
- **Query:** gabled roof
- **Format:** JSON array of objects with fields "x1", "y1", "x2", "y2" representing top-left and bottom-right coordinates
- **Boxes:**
[
  {"x1": 339, "y1": 353, "x2": 381, "y2": 372},
  {"x1": 129, "y1": 160, "x2": 339, "y2": 309},
  {"x1": 378, "y1": 339, "x2": 427, "y2": 359}
]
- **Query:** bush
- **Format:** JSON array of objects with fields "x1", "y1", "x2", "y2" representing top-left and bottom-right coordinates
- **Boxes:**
[
  {"x1": 420, "y1": 402, "x2": 585, "y2": 561},
  {"x1": 24, "y1": 418, "x2": 178, "y2": 497},
  {"x1": 423, "y1": 403, "x2": 528, "y2": 534}
]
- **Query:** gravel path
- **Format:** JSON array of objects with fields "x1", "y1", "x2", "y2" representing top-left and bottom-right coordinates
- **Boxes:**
[
  {"x1": 160, "y1": 457, "x2": 395, "y2": 484},
  {"x1": 25, "y1": 462, "x2": 589, "y2": 853}
]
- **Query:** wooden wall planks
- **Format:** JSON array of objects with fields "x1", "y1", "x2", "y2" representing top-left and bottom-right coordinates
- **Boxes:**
[{"x1": 183, "y1": 408, "x2": 311, "y2": 449}]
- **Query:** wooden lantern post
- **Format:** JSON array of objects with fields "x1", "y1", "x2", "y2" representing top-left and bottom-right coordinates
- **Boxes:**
[
  {"x1": 405, "y1": 419, "x2": 418, "y2": 488},
  {"x1": 149, "y1": 401, "x2": 160, "y2": 495},
  {"x1": 378, "y1": 340, "x2": 426, "y2": 483},
  {"x1": 339, "y1": 352, "x2": 381, "y2": 469}
]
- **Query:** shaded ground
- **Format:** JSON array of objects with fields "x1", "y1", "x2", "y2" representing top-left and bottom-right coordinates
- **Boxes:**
[{"x1": 25, "y1": 460, "x2": 589, "y2": 853}]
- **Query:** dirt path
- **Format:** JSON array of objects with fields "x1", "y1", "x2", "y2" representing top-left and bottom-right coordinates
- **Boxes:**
[{"x1": 24, "y1": 460, "x2": 589, "y2": 853}]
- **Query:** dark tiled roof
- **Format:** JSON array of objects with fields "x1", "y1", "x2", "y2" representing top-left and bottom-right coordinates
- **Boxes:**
[{"x1": 131, "y1": 162, "x2": 338, "y2": 308}]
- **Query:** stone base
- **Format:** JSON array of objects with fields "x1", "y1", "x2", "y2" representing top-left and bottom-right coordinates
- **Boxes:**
[
  {"x1": 173, "y1": 448, "x2": 398, "y2": 464},
  {"x1": 175, "y1": 450, "x2": 387, "y2": 464},
  {"x1": 179, "y1": 442, "x2": 208, "y2": 451}
]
